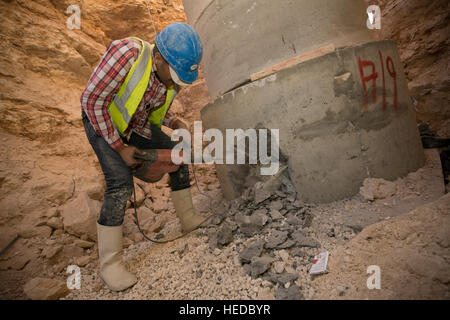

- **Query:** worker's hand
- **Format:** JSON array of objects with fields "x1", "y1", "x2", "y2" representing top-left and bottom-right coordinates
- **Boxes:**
[
  {"x1": 116, "y1": 145, "x2": 145, "y2": 168},
  {"x1": 173, "y1": 119, "x2": 189, "y2": 131}
]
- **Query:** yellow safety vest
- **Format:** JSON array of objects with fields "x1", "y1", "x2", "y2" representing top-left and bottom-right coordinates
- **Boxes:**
[{"x1": 108, "y1": 37, "x2": 175, "y2": 133}]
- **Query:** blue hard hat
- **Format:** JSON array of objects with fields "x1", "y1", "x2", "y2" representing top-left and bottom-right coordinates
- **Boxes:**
[{"x1": 155, "y1": 22, "x2": 203, "y2": 84}]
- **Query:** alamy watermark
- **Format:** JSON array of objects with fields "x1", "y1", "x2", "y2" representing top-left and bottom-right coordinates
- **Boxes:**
[
  {"x1": 66, "y1": 5, "x2": 81, "y2": 30},
  {"x1": 367, "y1": 265, "x2": 381, "y2": 289},
  {"x1": 171, "y1": 121, "x2": 280, "y2": 176},
  {"x1": 66, "y1": 265, "x2": 81, "y2": 290},
  {"x1": 366, "y1": 5, "x2": 381, "y2": 30}
]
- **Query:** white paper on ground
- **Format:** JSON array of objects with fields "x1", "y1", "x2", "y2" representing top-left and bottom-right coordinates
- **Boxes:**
[{"x1": 309, "y1": 251, "x2": 329, "y2": 275}]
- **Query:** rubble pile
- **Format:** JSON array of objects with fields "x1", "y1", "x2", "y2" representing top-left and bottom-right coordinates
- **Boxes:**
[{"x1": 205, "y1": 180, "x2": 322, "y2": 300}]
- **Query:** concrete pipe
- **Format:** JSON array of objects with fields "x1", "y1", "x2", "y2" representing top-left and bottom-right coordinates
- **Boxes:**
[
  {"x1": 200, "y1": 40, "x2": 425, "y2": 203},
  {"x1": 182, "y1": 0, "x2": 375, "y2": 99}
]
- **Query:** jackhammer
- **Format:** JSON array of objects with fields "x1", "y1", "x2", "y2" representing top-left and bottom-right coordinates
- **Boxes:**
[{"x1": 132, "y1": 149, "x2": 214, "y2": 244}]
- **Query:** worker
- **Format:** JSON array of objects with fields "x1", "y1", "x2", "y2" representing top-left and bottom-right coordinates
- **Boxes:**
[{"x1": 80, "y1": 22, "x2": 206, "y2": 291}]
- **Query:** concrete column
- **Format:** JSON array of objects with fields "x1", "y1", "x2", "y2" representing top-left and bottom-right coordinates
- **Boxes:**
[
  {"x1": 201, "y1": 41, "x2": 425, "y2": 203},
  {"x1": 182, "y1": 0, "x2": 375, "y2": 99}
]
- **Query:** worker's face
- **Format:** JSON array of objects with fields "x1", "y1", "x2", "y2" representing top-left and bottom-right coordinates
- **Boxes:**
[{"x1": 154, "y1": 52, "x2": 175, "y2": 88}]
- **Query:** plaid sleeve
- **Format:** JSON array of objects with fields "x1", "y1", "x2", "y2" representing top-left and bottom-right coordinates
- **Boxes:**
[
  {"x1": 80, "y1": 39, "x2": 139, "y2": 149},
  {"x1": 162, "y1": 109, "x2": 178, "y2": 129}
]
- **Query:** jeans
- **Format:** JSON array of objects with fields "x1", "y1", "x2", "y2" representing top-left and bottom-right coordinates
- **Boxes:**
[{"x1": 82, "y1": 111, "x2": 190, "y2": 226}]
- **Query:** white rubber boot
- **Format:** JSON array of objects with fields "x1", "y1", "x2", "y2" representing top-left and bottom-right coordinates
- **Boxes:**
[
  {"x1": 171, "y1": 188, "x2": 208, "y2": 233},
  {"x1": 97, "y1": 223, "x2": 137, "y2": 291}
]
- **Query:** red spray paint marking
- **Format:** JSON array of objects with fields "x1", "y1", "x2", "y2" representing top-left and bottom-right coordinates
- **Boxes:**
[
  {"x1": 386, "y1": 56, "x2": 398, "y2": 109},
  {"x1": 357, "y1": 53, "x2": 398, "y2": 111},
  {"x1": 378, "y1": 51, "x2": 387, "y2": 111},
  {"x1": 358, "y1": 58, "x2": 378, "y2": 110}
]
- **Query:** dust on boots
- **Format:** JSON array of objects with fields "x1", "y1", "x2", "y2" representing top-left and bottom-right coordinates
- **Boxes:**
[
  {"x1": 97, "y1": 223, "x2": 137, "y2": 291},
  {"x1": 171, "y1": 188, "x2": 208, "y2": 232}
]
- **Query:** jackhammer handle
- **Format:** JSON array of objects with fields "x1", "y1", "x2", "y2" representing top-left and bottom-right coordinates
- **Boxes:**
[
  {"x1": 134, "y1": 149, "x2": 194, "y2": 164},
  {"x1": 133, "y1": 149, "x2": 158, "y2": 162}
]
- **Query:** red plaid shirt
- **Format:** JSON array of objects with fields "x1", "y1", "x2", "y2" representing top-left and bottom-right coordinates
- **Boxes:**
[{"x1": 80, "y1": 38, "x2": 178, "y2": 150}]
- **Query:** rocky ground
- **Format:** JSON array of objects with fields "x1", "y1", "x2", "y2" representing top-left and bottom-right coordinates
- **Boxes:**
[
  {"x1": 63, "y1": 149, "x2": 449, "y2": 300},
  {"x1": 313, "y1": 193, "x2": 450, "y2": 300}
]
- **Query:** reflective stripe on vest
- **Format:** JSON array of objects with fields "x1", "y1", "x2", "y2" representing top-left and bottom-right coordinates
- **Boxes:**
[
  {"x1": 108, "y1": 37, "x2": 175, "y2": 134},
  {"x1": 148, "y1": 87, "x2": 174, "y2": 128}
]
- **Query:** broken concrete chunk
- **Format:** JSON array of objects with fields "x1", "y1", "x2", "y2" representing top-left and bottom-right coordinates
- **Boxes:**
[
  {"x1": 277, "y1": 239, "x2": 296, "y2": 249},
  {"x1": 242, "y1": 263, "x2": 252, "y2": 276},
  {"x1": 266, "y1": 272, "x2": 299, "y2": 286},
  {"x1": 241, "y1": 187, "x2": 253, "y2": 201},
  {"x1": 249, "y1": 256, "x2": 274, "y2": 278},
  {"x1": 269, "y1": 209, "x2": 284, "y2": 220},
  {"x1": 253, "y1": 208, "x2": 267, "y2": 216},
  {"x1": 239, "y1": 240, "x2": 265, "y2": 264},
  {"x1": 269, "y1": 200, "x2": 283, "y2": 211},
  {"x1": 286, "y1": 213, "x2": 302, "y2": 226},
  {"x1": 275, "y1": 191, "x2": 287, "y2": 198},
  {"x1": 253, "y1": 182, "x2": 272, "y2": 204},
  {"x1": 293, "y1": 200, "x2": 304, "y2": 208},
  {"x1": 291, "y1": 248, "x2": 309, "y2": 258},
  {"x1": 265, "y1": 230, "x2": 288, "y2": 249},
  {"x1": 274, "y1": 284, "x2": 303, "y2": 300},
  {"x1": 291, "y1": 231, "x2": 321, "y2": 248},
  {"x1": 303, "y1": 213, "x2": 314, "y2": 228},
  {"x1": 235, "y1": 213, "x2": 250, "y2": 225},
  {"x1": 226, "y1": 219, "x2": 238, "y2": 232},
  {"x1": 217, "y1": 224, "x2": 234, "y2": 246},
  {"x1": 250, "y1": 211, "x2": 268, "y2": 226},
  {"x1": 236, "y1": 213, "x2": 264, "y2": 237},
  {"x1": 240, "y1": 223, "x2": 263, "y2": 237},
  {"x1": 230, "y1": 197, "x2": 245, "y2": 212},
  {"x1": 208, "y1": 229, "x2": 219, "y2": 251}
]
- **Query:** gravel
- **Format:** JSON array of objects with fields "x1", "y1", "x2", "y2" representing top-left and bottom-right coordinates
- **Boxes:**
[{"x1": 65, "y1": 152, "x2": 441, "y2": 300}]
